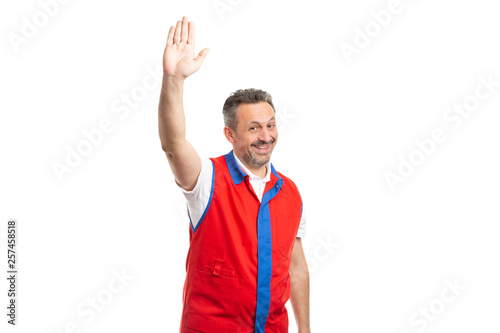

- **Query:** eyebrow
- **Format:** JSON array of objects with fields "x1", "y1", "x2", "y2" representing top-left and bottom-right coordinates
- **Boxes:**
[{"x1": 247, "y1": 117, "x2": 276, "y2": 126}]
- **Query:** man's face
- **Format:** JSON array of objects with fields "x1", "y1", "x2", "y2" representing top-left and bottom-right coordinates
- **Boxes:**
[{"x1": 230, "y1": 102, "x2": 278, "y2": 171}]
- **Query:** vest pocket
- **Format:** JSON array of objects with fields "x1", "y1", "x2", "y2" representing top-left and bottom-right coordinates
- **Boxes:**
[
  {"x1": 186, "y1": 268, "x2": 243, "y2": 331},
  {"x1": 193, "y1": 267, "x2": 242, "y2": 288}
]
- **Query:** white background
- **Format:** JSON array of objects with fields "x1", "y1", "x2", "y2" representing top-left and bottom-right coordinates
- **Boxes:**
[{"x1": 1, "y1": 0, "x2": 499, "y2": 332}]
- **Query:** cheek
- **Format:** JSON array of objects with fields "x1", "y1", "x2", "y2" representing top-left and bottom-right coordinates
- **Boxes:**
[
  {"x1": 244, "y1": 135, "x2": 256, "y2": 146},
  {"x1": 236, "y1": 135, "x2": 253, "y2": 148}
]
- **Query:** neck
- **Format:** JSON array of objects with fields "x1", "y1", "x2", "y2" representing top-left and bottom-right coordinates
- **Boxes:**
[{"x1": 249, "y1": 164, "x2": 268, "y2": 179}]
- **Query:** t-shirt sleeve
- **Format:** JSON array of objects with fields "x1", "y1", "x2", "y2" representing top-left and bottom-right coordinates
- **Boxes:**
[
  {"x1": 176, "y1": 158, "x2": 214, "y2": 231},
  {"x1": 296, "y1": 204, "x2": 307, "y2": 238}
]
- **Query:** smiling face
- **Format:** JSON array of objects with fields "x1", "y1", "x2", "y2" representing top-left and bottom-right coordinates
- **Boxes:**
[{"x1": 224, "y1": 102, "x2": 278, "y2": 176}]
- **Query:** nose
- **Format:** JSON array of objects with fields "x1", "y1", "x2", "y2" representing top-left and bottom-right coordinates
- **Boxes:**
[{"x1": 259, "y1": 127, "x2": 273, "y2": 143}]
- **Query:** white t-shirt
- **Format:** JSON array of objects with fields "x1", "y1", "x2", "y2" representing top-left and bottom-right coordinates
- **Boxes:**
[{"x1": 178, "y1": 152, "x2": 306, "y2": 238}]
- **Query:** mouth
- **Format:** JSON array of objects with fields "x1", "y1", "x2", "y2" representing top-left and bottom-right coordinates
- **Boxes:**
[{"x1": 252, "y1": 143, "x2": 271, "y2": 154}]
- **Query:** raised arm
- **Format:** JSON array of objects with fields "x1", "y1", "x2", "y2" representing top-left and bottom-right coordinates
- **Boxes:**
[{"x1": 158, "y1": 16, "x2": 210, "y2": 191}]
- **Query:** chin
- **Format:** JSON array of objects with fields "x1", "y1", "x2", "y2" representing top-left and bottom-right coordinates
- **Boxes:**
[{"x1": 253, "y1": 153, "x2": 272, "y2": 166}]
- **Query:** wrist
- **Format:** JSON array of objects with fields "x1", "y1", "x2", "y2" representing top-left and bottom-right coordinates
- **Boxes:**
[{"x1": 162, "y1": 74, "x2": 186, "y2": 85}]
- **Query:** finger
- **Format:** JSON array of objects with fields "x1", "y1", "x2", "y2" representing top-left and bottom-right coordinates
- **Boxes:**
[
  {"x1": 187, "y1": 21, "x2": 195, "y2": 45},
  {"x1": 194, "y1": 48, "x2": 210, "y2": 66},
  {"x1": 181, "y1": 16, "x2": 188, "y2": 43},
  {"x1": 173, "y1": 20, "x2": 181, "y2": 44},
  {"x1": 167, "y1": 26, "x2": 174, "y2": 45}
]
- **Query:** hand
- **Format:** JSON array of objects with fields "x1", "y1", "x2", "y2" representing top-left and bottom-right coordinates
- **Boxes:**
[{"x1": 162, "y1": 16, "x2": 210, "y2": 79}]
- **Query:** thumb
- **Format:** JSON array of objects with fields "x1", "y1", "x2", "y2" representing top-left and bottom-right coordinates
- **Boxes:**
[{"x1": 195, "y1": 48, "x2": 210, "y2": 65}]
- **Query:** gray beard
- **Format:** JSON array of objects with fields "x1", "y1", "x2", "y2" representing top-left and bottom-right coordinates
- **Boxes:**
[{"x1": 243, "y1": 150, "x2": 270, "y2": 169}]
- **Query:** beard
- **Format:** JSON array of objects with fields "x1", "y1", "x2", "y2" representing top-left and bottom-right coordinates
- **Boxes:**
[{"x1": 240, "y1": 138, "x2": 276, "y2": 169}]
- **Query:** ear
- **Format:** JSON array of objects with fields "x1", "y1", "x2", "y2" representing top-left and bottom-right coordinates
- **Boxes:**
[{"x1": 223, "y1": 126, "x2": 236, "y2": 144}]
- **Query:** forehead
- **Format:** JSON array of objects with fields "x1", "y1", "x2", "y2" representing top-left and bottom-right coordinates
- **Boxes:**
[{"x1": 236, "y1": 102, "x2": 275, "y2": 125}]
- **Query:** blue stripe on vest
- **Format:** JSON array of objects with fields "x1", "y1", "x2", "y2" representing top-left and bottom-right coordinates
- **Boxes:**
[
  {"x1": 255, "y1": 176, "x2": 283, "y2": 333},
  {"x1": 225, "y1": 150, "x2": 246, "y2": 185}
]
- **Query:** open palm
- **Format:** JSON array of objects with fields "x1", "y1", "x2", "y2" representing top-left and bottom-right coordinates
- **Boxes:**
[{"x1": 163, "y1": 17, "x2": 209, "y2": 79}]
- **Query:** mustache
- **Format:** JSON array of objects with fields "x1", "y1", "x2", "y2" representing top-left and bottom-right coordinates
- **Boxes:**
[{"x1": 252, "y1": 139, "x2": 275, "y2": 146}]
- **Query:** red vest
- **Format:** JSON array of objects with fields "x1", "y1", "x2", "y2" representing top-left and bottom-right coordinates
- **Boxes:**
[{"x1": 179, "y1": 151, "x2": 303, "y2": 333}]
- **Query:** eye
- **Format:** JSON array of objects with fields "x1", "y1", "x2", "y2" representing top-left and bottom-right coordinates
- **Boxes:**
[
  {"x1": 249, "y1": 126, "x2": 257, "y2": 131},
  {"x1": 268, "y1": 124, "x2": 276, "y2": 128}
]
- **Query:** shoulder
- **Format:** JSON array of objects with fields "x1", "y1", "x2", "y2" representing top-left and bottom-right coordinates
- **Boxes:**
[
  {"x1": 208, "y1": 155, "x2": 225, "y2": 173},
  {"x1": 210, "y1": 153, "x2": 227, "y2": 167}
]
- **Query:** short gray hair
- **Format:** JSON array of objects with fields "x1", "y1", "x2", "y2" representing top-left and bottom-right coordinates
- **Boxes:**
[{"x1": 222, "y1": 88, "x2": 276, "y2": 131}]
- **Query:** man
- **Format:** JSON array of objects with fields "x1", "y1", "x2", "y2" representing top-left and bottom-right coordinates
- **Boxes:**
[{"x1": 158, "y1": 16, "x2": 310, "y2": 333}]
